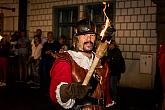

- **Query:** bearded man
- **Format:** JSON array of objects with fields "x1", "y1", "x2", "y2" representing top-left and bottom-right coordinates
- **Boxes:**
[{"x1": 49, "y1": 18, "x2": 114, "y2": 110}]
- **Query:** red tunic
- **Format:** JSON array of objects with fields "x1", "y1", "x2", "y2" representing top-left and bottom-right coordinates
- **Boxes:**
[
  {"x1": 49, "y1": 52, "x2": 113, "y2": 109},
  {"x1": 50, "y1": 58, "x2": 72, "y2": 103},
  {"x1": 159, "y1": 44, "x2": 165, "y2": 93}
]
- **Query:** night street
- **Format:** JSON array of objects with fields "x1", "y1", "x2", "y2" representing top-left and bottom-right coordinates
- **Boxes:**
[{"x1": 0, "y1": 81, "x2": 159, "y2": 110}]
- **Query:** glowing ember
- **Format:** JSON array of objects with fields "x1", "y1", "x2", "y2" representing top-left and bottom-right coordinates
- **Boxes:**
[{"x1": 100, "y1": 2, "x2": 111, "y2": 40}]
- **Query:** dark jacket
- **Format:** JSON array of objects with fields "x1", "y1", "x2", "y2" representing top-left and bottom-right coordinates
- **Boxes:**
[
  {"x1": 41, "y1": 41, "x2": 58, "y2": 62},
  {"x1": 0, "y1": 41, "x2": 10, "y2": 57},
  {"x1": 107, "y1": 48, "x2": 125, "y2": 76}
]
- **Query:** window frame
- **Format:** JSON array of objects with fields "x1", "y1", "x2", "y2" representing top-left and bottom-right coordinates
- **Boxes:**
[{"x1": 53, "y1": 6, "x2": 78, "y2": 48}]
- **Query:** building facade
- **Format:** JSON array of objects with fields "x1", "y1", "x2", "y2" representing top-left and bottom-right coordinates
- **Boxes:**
[{"x1": 0, "y1": 0, "x2": 158, "y2": 89}]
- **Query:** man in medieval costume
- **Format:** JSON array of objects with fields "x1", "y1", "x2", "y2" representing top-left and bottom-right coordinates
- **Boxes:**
[{"x1": 49, "y1": 18, "x2": 114, "y2": 110}]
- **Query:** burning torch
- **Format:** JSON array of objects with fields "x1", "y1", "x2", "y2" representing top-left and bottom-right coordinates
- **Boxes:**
[
  {"x1": 82, "y1": 2, "x2": 115, "y2": 85},
  {"x1": 0, "y1": 35, "x2": 3, "y2": 41}
]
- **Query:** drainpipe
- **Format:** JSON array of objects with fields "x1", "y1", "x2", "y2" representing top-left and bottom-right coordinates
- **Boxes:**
[{"x1": 18, "y1": 0, "x2": 27, "y2": 31}]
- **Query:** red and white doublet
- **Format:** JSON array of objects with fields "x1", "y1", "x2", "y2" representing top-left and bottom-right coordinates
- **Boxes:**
[{"x1": 50, "y1": 50, "x2": 113, "y2": 109}]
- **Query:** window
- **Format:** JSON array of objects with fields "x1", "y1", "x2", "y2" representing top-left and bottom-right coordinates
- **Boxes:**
[{"x1": 53, "y1": 6, "x2": 78, "y2": 48}]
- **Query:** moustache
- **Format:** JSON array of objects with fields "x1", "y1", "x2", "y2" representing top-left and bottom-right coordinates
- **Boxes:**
[{"x1": 83, "y1": 41, "x2": 94, "y2": 45}]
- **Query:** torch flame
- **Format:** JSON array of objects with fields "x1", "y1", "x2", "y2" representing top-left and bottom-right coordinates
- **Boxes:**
[
  {"x1": 0, "y1": 35, "x2": 3, "y2": 41},
  {"x1": 82, "y1": 2, "x2": 112, "y2": 86},
  {"x1": 100, "y1": 2, "x2": 111, "y2": 40}
]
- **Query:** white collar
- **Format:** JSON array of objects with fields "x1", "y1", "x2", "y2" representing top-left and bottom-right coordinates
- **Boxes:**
[{"x1": 67, "y1": 50, "x2": 95, "y2": 70}]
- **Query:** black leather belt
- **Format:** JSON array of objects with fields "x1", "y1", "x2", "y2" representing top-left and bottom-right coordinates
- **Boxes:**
[
  {"x1": 73, "y1": 97, "x2": 104, "y2": 110},
  {"x1": 86, "y1": 97, "x2": 104, "y2": 106}
]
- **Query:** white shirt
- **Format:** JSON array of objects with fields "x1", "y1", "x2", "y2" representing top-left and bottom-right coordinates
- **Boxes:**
[{"x1": 31, "y1": 44, "x2": 43, "y2": 59}]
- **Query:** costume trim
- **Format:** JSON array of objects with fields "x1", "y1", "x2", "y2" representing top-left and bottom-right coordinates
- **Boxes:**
[
  {"x1": 106, "y1": 100, "x2": 115, "y2": 107},
  {"x1": 67, "y1": 50, "x2": 94, "y2": 70},
  {"x1": 56, "y1": 82, "x2": 75, "y2": 109}
]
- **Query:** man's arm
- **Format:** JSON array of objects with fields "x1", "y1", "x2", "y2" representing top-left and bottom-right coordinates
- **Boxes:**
[
  {"x1": 50, "y1": 60, "x2": 72, "y2": 103},
  {"x1": 50, "y1": 59, "x2": 89, "y2": 109}
]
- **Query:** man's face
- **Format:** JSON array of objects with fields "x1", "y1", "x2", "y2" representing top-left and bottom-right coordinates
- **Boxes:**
[
  {"x1": 59, "y1": 38, "x2": 65, "y2": 44},
  {"x1": 20, "y1": 32, "x2": 26, "y2": 37},
  {"x1": 36, "y1": 29, "x2": 42, "y2": 36},
  {"x1": 47, "y1": 33, "x2": 53, "y2": 42},
  {"x1": 108, "y1": 43, "x2": 115, "y2": 49},
  {"x1": 77, "y1": 33, "x2": 96, "y2": 53}
]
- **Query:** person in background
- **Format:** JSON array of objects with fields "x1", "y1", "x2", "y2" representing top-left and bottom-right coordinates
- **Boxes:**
[
  {"x1": 107, "y1": 40, "x2": 125, "y2": 105},
  {"x1": 31, "y1": 29, "x2": 47, "y2": 46},
  {"x1": 9, "y1": 31, "x2": 19, "y2": 81},
  {"x1": 27, "y1": 35, "x2": 43, "y2": 87},
  {"x1": 40, "y1": 31, "x2": 57, "y2": 95},
  {"x1": 17, "y1": 30, "x2": 30, "y2": 81},
  {"x1": 10, "y1": 31, "x2": 19, "y2": 56},
  {"x1": 49, "y1": 18, "x2": 114, "y2": 110},
  {"x1": 0, "y1": 34, "x2": 10, "y2": 86},
  {"x1": 56, "y1": 35, "x2": 68, "y2": 53}
]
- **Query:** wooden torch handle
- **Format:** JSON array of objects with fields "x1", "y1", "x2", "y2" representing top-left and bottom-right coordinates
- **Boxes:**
[{"x1": 82, "y1": 41, "x2": 108, "y2": 85}]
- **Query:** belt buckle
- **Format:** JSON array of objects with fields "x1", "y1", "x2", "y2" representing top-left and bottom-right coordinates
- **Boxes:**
[{"x1": 98, "y1": 98, "x2": 104, "y2": 106}]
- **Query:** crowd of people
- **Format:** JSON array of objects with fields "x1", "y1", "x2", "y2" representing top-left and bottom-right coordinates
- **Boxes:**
[
  {"x1": 0, "y1": 29, "x2": 68, "y2": 89},
  {"x1": 0, "y1": 18, "x2": 126, "y2": 110}
]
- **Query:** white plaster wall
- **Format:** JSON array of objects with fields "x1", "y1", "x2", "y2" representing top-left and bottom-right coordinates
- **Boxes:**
[
  {"x1": 0, "y1": 0, "x2": 19, "y2": 35},
  {"x1": 115, "y1": 0, "x2": 157, "y2": 89},
  {"x1": 27, "y1": 0, "x2": 113, "y2": 39}
]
